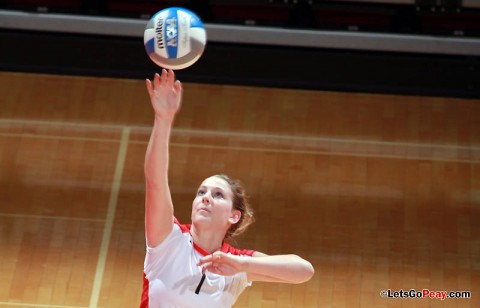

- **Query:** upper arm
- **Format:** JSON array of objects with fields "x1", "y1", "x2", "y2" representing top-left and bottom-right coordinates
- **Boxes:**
[{"x1": 145, "y1": 182, "x2": 174, "y2": 247}]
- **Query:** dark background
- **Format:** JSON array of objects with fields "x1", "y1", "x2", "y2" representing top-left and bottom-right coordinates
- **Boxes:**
[{"x1": 1, "y1": 0, "x2": 479, "y2": 98}]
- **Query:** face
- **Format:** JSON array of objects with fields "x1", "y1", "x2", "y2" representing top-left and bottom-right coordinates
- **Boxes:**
[{"x1": 191, "y1": 176, "x2": 240, "y2": 232}]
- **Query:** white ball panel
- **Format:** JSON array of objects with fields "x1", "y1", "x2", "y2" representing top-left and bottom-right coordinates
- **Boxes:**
[
  {"x1": 144, "y1": 7, "x2": 206, "y2": 70},
  {"x1": 189, "y1": 28, "x2": 207, "y2": 46}
]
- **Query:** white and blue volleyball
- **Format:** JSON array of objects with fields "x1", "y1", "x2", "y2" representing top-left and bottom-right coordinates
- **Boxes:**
[{"x1": 144, "y1": 7, "x2": 206, "y2": 70}]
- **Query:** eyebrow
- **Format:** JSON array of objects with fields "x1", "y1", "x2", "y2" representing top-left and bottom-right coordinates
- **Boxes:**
[{"x1": 198, "y1": 185, "x2": 227, "y2": 193}]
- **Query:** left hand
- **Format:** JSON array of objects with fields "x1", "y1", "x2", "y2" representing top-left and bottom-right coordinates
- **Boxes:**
[
  {"x1": 197, "y1": 251, "x2": 246, "y2": 276},
  {"x1": 145, "y1": 69, "x2": 183, "y2": 121}
]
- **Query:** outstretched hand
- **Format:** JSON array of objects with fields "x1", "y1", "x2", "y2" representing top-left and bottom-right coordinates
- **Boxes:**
[
  {"x1": 197, "y1": 251, "x2": 246, "y2": 276},
  {"x1": 146, "y1": 69, "x2": 183, "y2": 120}
]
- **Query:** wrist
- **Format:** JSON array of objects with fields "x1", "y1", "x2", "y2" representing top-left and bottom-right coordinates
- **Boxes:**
[{"x1": 154, "y1": 114, "x2": 175, "y2": 125}]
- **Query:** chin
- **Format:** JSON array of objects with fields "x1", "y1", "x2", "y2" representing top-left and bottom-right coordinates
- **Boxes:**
[{"x1": 192, "y1": 213, "x2": 211, "y2": 224}]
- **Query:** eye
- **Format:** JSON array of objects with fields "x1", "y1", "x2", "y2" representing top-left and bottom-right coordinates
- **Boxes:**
[
  {"x1": 213, "y1": 191, "x2": 224, "y2": 199},
  {"x1": 197, "y1": 190, "x2": 205, "y2": 196}
]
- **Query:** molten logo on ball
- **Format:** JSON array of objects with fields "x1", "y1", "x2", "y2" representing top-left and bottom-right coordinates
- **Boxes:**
[
  {"x1": 144, "y1": 7, "x2": 207, "y2": 70},
  {"x1": 154, "y1": 17, "x2": 165, "y2": 49}
]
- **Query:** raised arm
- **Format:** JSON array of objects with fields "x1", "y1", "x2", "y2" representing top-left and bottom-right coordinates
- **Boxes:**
[{"x1": 144, "y1": 69, "x2": 182, "y2": 248}]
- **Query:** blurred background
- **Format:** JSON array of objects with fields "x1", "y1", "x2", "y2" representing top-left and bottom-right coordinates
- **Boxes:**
[
  {"x1": 1, "y1": 0, "x2": 479, "y2": 97},
  {"x1": 0, "y1": 1, "x2": 479, "y2": 308}
]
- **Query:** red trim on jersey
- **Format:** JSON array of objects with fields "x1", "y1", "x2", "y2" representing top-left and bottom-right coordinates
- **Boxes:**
[
  {"x1": 220, "y1": 242, "x2": 255, "y2": 257},
  {"x1": 173, "y1": 217, "x2": 255, "y2": 257},
  {"x1": 174, "y1": 217, "x2": 190, "y2": 233},
  {"x1": 140, "y1": 272, "x2": 149, "y2": 308},
  {"x1": 139, "y1": 218, "x2": 254, "y2": 306}
]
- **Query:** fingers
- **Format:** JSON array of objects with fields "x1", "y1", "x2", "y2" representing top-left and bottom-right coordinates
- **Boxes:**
[
  {"x1": 150, "y1": 69, "x2": 178, "y2": 91},
  {"x1": 153, "y1": 72, "x2": 161, "y2": 89},
  {"x1": 197, "y1": 252, "x2": 221, "y2": 266},
  {"x1": 197, "y1": 252, "x2": 239, "y2": 276},
  {"x1": 160, "y1": 69, "x2": 168, "y2": 85},
  {"x1": 145, "y1": 79, "x2": 153, "y2": 96},
  {"x1": 174, "y1": 80, "x2": 182, "y2": 93},
  {"x1": 201, "y1": 262, "x2": 212, "y2": 274},
  {"x1": 197, "y1": 254, "x2": 213, "y2": 266},
  {"x1": 199, "y1": 261, "x2": 222, "y2": 275},
  {"x1": 166, "y1": 69, "x2": 175, "y2": 87},
  {"x1": 197, "y1": 256, "x2": 210, "y2": 273}
]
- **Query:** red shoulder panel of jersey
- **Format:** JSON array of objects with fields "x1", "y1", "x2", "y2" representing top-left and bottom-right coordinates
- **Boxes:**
[
  {"x1": 173, "y1": 217, "x2": 191, "y2": 234},
  {"x1": 221, "y1": 242, "x2": 255, "y2": 257},
  {"x1": 173, "y1": 217, "x2": 255, "y2": 256}
]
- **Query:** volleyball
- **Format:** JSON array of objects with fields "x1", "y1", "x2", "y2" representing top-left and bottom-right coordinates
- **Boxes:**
[{"x1": 144, "y1": 7, "x2": 207, "y2": 70}]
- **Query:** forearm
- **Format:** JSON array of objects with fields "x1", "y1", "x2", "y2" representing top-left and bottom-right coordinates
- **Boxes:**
[
  {"x1": 144, "y1": 116, "x2": 175, "y2": 246},
  {"x1": 244, "y1": 254, "x2": 314, "y2": 284},
  {"x1": 144, "y1": 116, "x2": 173, "y2": 186}
]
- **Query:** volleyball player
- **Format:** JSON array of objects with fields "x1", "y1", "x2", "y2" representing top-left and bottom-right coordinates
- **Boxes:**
[{"x1": 141, "y1": 69, "x2": 314, "y2": 307}]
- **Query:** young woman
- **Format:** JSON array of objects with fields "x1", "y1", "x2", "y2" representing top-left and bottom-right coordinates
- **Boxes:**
[{"x1": 141, "y1": 69, "x2": 314, "y2": 307}]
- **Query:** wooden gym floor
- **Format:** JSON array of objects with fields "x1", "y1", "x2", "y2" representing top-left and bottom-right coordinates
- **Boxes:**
[{"x1": 0, "y1": 71, "x2": 479, "y2": 307}]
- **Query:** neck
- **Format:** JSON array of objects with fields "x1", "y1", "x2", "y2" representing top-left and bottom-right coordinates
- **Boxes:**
[{"x1": 190, "y1": 224, "x2": 225, "y2": 254}]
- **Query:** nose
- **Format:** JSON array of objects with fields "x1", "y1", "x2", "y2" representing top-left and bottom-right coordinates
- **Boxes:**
[{"x1": 202, "y1": 191, "x2": 211, "y2": 204}]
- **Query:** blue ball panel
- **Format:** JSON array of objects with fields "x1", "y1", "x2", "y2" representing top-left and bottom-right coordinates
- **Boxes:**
[
  {"x1": 145, "y1": 37, "x2": 155, "y2": 55},
  {"x1": 165, "y1": 8, "x2": 178, "y2": 59}
]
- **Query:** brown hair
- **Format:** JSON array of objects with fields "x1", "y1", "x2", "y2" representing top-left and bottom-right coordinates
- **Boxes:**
[{"x1": 214, "y1": 174, "x2": 254, "y2": 240}]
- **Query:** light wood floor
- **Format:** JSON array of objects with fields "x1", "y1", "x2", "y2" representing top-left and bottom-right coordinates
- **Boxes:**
[{"x1": 0, "y1": 71, "x2": 479, "y2": 308}]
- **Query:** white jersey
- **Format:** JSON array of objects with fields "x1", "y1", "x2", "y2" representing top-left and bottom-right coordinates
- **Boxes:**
[{"x1": 141, "y1": 218, "x2": 255, "y2": 308}]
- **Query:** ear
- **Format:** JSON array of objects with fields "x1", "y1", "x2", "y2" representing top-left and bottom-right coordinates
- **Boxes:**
[{"x1": 229, "y1": 210, "x2": 241, "y2": 224}]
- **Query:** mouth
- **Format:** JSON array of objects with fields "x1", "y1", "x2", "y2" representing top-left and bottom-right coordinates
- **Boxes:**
[{"x1": 198, "y1": 207, "x2": 210, "y2": 213}]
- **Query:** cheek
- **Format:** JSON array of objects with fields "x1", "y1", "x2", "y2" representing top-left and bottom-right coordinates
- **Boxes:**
[
  {"x1": 192, "y1": 197, "x2": 199, "y2": 208},
  {"x1": 217, "y1": 200, "x2": 234, "y2": 214}
]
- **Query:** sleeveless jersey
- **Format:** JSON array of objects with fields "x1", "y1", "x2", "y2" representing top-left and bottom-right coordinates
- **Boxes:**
[{"x1": 141, "y1": 218, "x2": 255, "y2": 307}]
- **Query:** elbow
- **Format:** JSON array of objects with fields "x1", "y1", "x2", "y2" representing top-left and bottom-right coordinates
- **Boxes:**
[
  {"x1": 306, "y1": 261, "x2": 315, "y2": 281},
  {"x1": 298, "y1": 260, "x2": 315, "y2": 283},
  {"x1": 290, "y1": 255, "x2": 315, "y2": 284}
]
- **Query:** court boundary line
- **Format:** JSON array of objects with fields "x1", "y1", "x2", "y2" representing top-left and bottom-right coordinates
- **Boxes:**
[
  {"x1": 88, "y1": 127, "x2": 130, "y2": 308},
  {"x1": 0, "y1": 213, "x2": 104, "y2": 222},
  {"x1": 1, "y1": 130, "x2": 476, "y2": 163},
  {"x1": 0, "y1": 302, "x2": 86, "y2": 308},
  {"x1": 164, "y1": 142, "x2": 479, "y2": 164},
  {"x1": 0, "y1": 132, "x2": 120, "y2": 143},
  {"x1": 1, "y1": 118, "x2": 478, "y2": 151},
  {"x1": 0, "y1": 118, "x2": 478, "y2": 163}
]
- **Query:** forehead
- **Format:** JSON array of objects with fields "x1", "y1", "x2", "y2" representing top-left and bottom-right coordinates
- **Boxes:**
[{"x1": 200, "y1": 176, "x2": 232, "y2": 193}]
